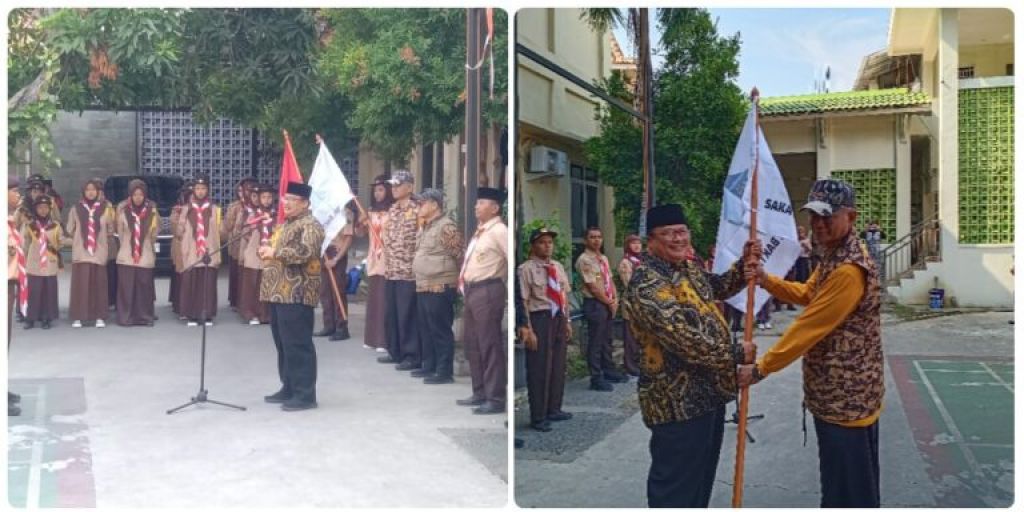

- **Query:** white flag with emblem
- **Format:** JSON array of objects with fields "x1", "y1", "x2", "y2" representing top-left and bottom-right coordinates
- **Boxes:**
[
  {"x1": 712, "y1": 107, "x2": 801, "y2": 314},
  {"x1": 309, "y1": 142, "x2": 356, "y2": 256}
]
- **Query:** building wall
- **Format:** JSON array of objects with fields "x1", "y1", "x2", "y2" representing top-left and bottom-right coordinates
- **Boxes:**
[
  {"x1": 763, "y1": 120, "x2": 816, "y2": 154},
  {"x1": 21, "y1": 110, "x2": 139, "y2": 213},
  {"x1": 827, "y1": 116, "x2": 897, "y2": 170},
  {"x1": 959, "y1": 43, "x2": 1014, "y2": 78},
  {"x1": 517, "y1": 8, "x2": 619, "y2": 266}
]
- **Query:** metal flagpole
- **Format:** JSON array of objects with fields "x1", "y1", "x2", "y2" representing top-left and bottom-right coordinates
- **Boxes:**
[{"x1": 733, "y1": 87, "x2": 761, "y2": 507}]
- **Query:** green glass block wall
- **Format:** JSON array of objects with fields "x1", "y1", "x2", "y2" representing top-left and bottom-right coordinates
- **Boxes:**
[
  {"x1": 959, "y1": 86, "x2": 1014, "y2": 244},
  {"x1": 832, "y1": 168, "x2": 897, "y2": 239}
]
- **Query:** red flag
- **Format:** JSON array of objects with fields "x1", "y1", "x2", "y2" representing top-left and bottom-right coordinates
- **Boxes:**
[{"x1": 278, "y1": 129, "x2": 303, "y2": 224}]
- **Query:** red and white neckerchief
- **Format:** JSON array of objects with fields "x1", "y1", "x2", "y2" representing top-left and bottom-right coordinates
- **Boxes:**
[
  {"x1": 191, "y1": 200, "x2": 211, "y2": 257},
  {"x1": 81, "y1": 200, "x2": 101, "y2": 255},
  {"x1": 544, "y1": 261, "x2": 566, "y2": 317},
  {"x1": 626, "y1": 253, "x2": 642, "y2": 266},
  {"x1": 458, "y1": 220, "x2": 494, "y2": 295},
  {"x1": 128, "y1": 203, "x2": 149, "y2": 264},
  {"x1": 257, "y1": 208, "x2": 274, "y2": 245},
  {"x1": 35, "y1": 219, "x2": 51, "y2": 268},
  {"x1": 369, "y1": 212, "x2": 385, "y2": 262},
  {"x1": 8, "y1": 218, "x2": 28, "y2": 315},
  {"x1": 598, "y1": 255, "x2": 616, "y2": 301}
]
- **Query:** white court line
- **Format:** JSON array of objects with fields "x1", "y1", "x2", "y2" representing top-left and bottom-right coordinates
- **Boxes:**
[
  {"x1": 979, "y1": 362, "x2": 1014, "y2": 394},
  {"x1": 912, "y1": 361, "x2": 982, "y2": 476},
  {"x1": 963, "y1": 442, "x2": 1015, "y2": 449},
  {"x1": 26, "y1": 384, "x2": 47, "y2": 509},
  {"x1": 920, "y1": 369, "x2": 988, "y2": 374}
]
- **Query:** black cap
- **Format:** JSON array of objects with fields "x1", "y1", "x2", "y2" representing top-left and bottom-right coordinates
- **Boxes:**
[
  {"x1": 529, "y1": 227, "x2": 558, "y2": 243},
  {"x1": 646, "y1": 204, "x2": 688, "y2": 232},
  {"x1": 478, "y1": 187, "x2": 505, "y2": 204},
  {"x1": 257, "y1": 183, "x2": 276, "y2": 194},
  {"x1": 286, "y1": 182, "x2": 312, "y2": 199},
  {"x1": 28, "y1": 181, "x2": 46, "y2": 192},
  {"x1": 194, "y1": 175, "x2": 211, "y2": 186},
  {"x1": 34, "y1": 195, "x2": 52, "y2": 207}
]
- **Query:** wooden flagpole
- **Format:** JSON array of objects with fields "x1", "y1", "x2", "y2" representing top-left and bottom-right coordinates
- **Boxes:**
[
  {"x1": 732, "y1": 87, "x2": 761, "y2": 508},
  {"x1": 313, "y1": 132, "x2": 350, "y2": 323}
]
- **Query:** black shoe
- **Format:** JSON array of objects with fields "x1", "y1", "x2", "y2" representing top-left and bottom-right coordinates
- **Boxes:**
[
  {"x1": 41, "y1": 320, "x2": 51, "y2": 330},
  {"x1": 8, "y1": 404, "x2": 20, "y2": 416},
  {"x1": 395, "y1": 361, "x2": 420, "y2": 371},
  {"x1": 8, "y1": 392, "x2": 20, "y2": 404},
  {"x1": 530, "y1": 420, "x2": 552, "y2": 432},
  {"x1": 410, "y1": 369, "x2": 433, "y2": 378},
  {"x1": 590, "y1": 379, "x2": 613, "y2": 392},
  {"x1": 424, "y1": 375, "x2": 454, "y2": 385},
  {"x1": 281, "y1": 400, "x2": 318, "y2": 412},
  {"x1": 314, "y1": 328, "x2": 335, "y2": 338},
  {"x1": 547, "y1": 411, "x2": 573, "y2": 422},
  {"x1": 787, "y1": 305, "x2": 797, "y2": 311},
  {"x1": 515, "y1": 438, "x2": 525, "y2": 449},
  {"x1": 377, "y1": 355, "x2": 397, "y2": 364},
  {"x1": 263, "y1": 390, "x2": 293, "y2": 404},
  {"x1": 604, "y1": 371, "x2": 628, "y2": 383},
  {"x1": 330, "y1": 328, "x2": 351, "y2": 342},
  {"x1": 456, "y1": 396, "x2": 486, "y2": 407},
  {"x1": 24, "y1": 321, "x2": 34, "y2": 330},
  {"x1": 472, "y1": 402, "x2": 505, "y2": 415}
]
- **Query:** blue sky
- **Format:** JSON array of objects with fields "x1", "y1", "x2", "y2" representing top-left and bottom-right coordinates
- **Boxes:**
[{"x1": 613, "y1": 8, "x2": 892, "y2": 97}]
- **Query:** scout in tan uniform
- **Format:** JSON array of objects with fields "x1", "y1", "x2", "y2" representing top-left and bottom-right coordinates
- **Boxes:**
[
  {"x1": 169, "y1": 183, "x2": 193, "y2": 317},
  {"x1": 518, "y1": 227, "x2": 573, "y2": 432},
  {"x1": 411, "y1": 188, "x2": 463, "y2": 384},
  {"x1": 259, "y1": 182, "x2": 325, "y2": 411},
  {"x1": 617, "y1": 233, "x2": 644, "y2": 376},
  {"x1": 237, "y1": 184, "x2": 276, "y2": 325},
  {"x1": 115, "y1": 179, "x2": 160, "y2": 326},
  {"x1": 576, "y1": 226, "x2": 628, "y2": 391},
  {"x1": 224, "y1": 178, "x2": 257, "y2": 310},
  {"x1": 176, "y1": 175, "x2": 223, "y2": 326},
  {"x1": 457, "y1": 187, "x2": 508, "y2": 415},
  {"x1": 8, "y1": 177, "x2": 25, "y2": 416},
  {"x1": 739, "y1": 180, "x2": 884, "y2": 508},
  {"x1": 21, "y1": 195, "x2": 66, "y2": 329},
  {"x1": 66, "y1": 178, "x2": 115, "y2": 328},
  {"x1": 317, "y1": 202, "x2": 364, "y2": 341}
]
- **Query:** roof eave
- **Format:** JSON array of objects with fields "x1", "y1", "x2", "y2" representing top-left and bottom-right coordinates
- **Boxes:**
[{"x1": 761, "y1": 104, "x2": 933, "y2": 122}]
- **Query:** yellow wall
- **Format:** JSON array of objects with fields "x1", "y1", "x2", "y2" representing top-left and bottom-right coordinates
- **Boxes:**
[
  {"x1": 763, "y1": 119, "x2": 816, "y2": 154},
  {"x1": 959, "y1": 43, "x2": 1014, "y2": 78},
  {"x1": 828, "y1": 116, "x2": 896, "y2": 170}
]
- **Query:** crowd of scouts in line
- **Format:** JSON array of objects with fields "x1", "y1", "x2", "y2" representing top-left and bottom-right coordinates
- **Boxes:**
[
  {"x1": 517, "y1": 179, "x2": 884, "y2": 508},
  {"x1": 7, "y1": 170, "x2": 510, "y2": 417}
]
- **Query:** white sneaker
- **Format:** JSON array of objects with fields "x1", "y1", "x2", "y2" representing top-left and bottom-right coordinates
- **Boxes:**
[
  {"x1": 375, "y1": 347, "x2": 388, "y2": 354},
  {"x1": 205, "y1": 321, "x2": 214, "y2": 327},
  {"x1": 765, "y1": 322, "x2": 773, "y2": 329},
  {"x1": 362, "y1": 344, "x2": 373, "y2": 350},
  {"x1": 756, "y1": 323, "x2": 766, "y2": 330},
  {"x1": 249, "y1": 319, "x2": 261, "y2": 325},
  {"x1": 95, "y1": 320, "x2": 106, "y2": 328},
  {"x1": 71, "y1": 321, "x2": 82, "y2": 328},
  {"x1": 187, "y1": 321, "x2": 198, "y2": 327}
]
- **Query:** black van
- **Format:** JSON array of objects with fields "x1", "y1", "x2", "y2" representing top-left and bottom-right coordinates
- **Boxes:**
[{"x1": 104, "y1": 175, "x2": 183, "y2": 274}]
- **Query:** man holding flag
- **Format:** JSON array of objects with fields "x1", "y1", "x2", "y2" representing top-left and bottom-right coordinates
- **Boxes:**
[
  {"x1": 621, "y1": 204, "x2": 760, "y2": 508},
  {"x1": 738, "y1": 179, "x2": 883, "y2": 508},
  {"x1": 308, "y1": 135, "x2": 361, "y2": 343}
]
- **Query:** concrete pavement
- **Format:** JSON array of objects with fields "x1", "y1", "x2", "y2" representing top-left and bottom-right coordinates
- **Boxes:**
[
  {"x1": 7, "y1": 273, "x2": 508, "y2": 507},
  {"x1": 514, "y1": 309, "x2": 1014, "y2": 508}
]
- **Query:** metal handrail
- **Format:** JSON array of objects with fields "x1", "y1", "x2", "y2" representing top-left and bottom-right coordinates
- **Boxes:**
[{"x1": 879, "y1": 215, "x2": 941, "y2": 284}]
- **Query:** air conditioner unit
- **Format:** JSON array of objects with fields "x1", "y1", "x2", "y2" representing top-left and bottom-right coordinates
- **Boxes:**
[{"x1": 528, "y1": 145, "x2": 569, "y2": 176}]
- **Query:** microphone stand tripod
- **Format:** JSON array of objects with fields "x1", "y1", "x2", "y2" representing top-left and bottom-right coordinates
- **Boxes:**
[{"x1": 167, "y1": 220, "x2": 260, "y2": 415}]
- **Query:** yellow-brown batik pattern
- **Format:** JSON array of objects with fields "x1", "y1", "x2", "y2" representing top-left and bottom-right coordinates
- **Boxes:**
[
  {"x1": 259, "y1": 210, "x2": 325, "y2": 307},
  {"x1": 622, "y1": 255, "x2": 747, "y2": 427}
]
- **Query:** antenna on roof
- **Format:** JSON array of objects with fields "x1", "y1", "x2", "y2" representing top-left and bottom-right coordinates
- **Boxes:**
[{"x1": 824, "y1": 66, "x2": 831, "y2": 93}]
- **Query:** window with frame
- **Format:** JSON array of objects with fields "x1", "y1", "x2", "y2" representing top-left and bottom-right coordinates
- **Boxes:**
[{"x1": 571, "y1": 163, "x2": 601, "y2": 254}]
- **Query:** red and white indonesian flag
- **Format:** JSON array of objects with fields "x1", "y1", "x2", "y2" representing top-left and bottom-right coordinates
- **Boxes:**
[
  {"x1": 309, "y1": 142, "x2": 356, "y2": 256},
  {"x1": 712, "y1": 107, "x2": 801, "y2": 314}
]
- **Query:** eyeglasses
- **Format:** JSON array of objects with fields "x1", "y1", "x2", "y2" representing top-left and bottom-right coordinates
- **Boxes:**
[{"x1": 652, "y1": 228, "x2": 689, "y2": 240}]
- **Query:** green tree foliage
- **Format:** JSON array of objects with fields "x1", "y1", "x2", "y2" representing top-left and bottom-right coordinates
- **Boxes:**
[
  {"x1": 584, "y1": 8, "x2": 747, "y2": 254},
  {"x1": 318, "y1": 8, "x2": 508, "y2": 165}
]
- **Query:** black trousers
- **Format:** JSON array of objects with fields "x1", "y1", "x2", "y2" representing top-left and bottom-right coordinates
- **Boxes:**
[
  {"x1": 416, "y1": 287, "x2": 456, "y2": 378},
  {"x1": 647, "y1": 405, "x2": 726, "y2": 508},
  {"x1": 815, "y1": 417, "x2": 881, "y2": 508},
  {"x1": 385, "y1": 279, "x2": 418, "y2": 363},
  {"x1": 269, "y1": 303, "x2": 317, "y2": 404},
  {"x1": 582, "y1": 298, "x2": 615, "y2": 379},
  {"x1": 320, "y1": 256, "x2": 349, "y2": 331}
]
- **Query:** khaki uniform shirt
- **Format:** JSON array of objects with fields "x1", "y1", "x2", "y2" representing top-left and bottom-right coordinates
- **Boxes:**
[
  {"x1": 66, "y1": 201, "x2": 115, "y2": 265},
  {"x1": 21, "y1": 221, "x2": 66, "y2": 276},
  {"x1": 175, "y1": 201, "x2": 223, "y2": 269},
  {"x1": 518, "y1": 257, "x2": 571, "y2": 314},
  {"x1": 575, "y1": 250, "x2": 612, "y2": 299},
  {"x1": 115, "y1": 202, "x2": 160, "y2": 268},
  {"x1": 413, "y1": 215, "x2": 463, "y2": 291},
  {"x1": 461, "y1": 217, "x2": 508, "y2": 284}
]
